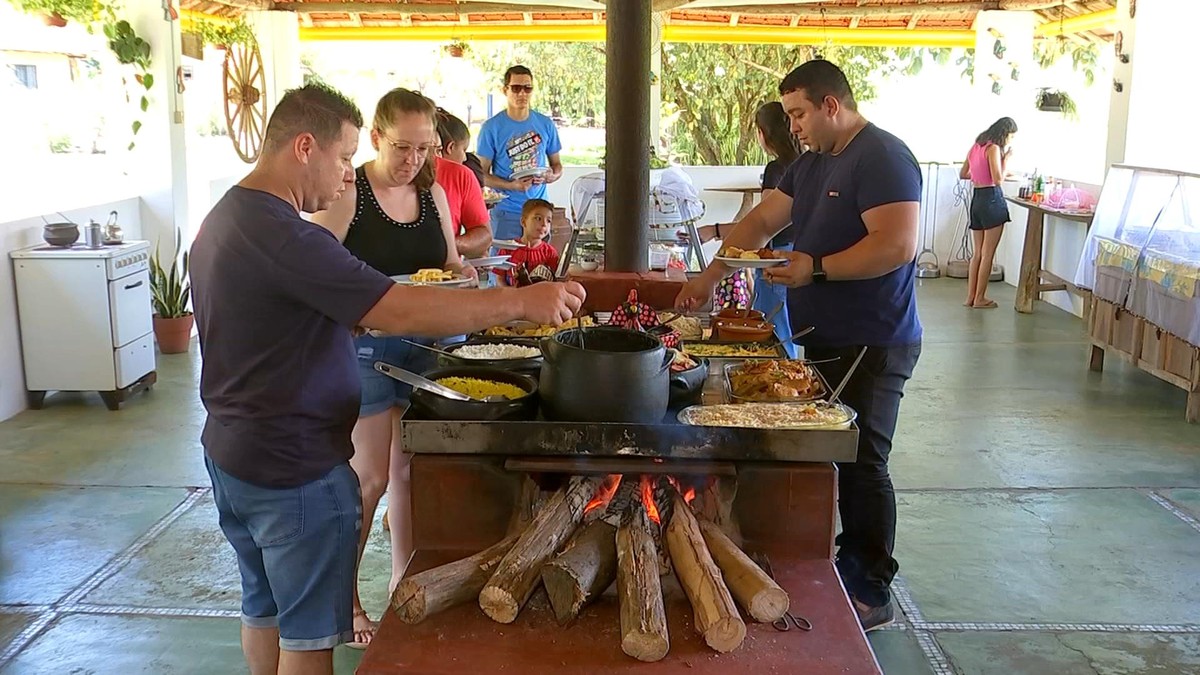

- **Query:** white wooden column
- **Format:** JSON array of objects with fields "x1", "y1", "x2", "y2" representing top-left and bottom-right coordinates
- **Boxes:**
[
  {"x1": 650, "y1": 13, "x2": 664, "y2": 151},
  {"x1": 128, "y1": 1, "x2": 189, "y2": 256},
  {"x1": 246, "y1": 10, "x2": 302, "y2": 110}
]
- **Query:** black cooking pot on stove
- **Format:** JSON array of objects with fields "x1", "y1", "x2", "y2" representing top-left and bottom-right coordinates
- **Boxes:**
[{"x1": 540, "y1": 327, "x2": 672, "y2": 423}]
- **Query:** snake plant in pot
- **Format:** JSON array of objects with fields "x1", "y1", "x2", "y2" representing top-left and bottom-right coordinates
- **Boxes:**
[{"x1": 150, "y1": 230, "x2": 192, "y2": 354}]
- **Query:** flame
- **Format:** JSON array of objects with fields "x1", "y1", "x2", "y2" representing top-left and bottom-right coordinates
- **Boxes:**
[
  {"x1": 584, "y1": 474, "x2": 623, "y2": 515},
  {"x1": 666, "y1": 476, "x2": 698, "y2": 505},
  {"x1": 640, "y1": 475, "x2": 661, "y2": 525}
]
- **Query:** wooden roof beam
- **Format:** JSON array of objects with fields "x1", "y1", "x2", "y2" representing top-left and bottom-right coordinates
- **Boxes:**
[{"x1": 906, "y1": 14, "x2": 920, "y2": 29}]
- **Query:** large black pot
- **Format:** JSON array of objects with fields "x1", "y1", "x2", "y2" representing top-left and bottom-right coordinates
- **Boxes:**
[{"x1": 540, "y1": 327, "x2": 672, "y2": 423}]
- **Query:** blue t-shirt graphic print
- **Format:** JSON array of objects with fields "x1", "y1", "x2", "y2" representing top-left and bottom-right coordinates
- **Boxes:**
[{"x1": 476, "y1": 110, "x2": 562, "y2": 216}]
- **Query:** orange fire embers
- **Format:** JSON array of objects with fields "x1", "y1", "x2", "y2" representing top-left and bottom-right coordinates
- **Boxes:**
[
  {"x1": 666, "y1": 476, "x2": 697, "y2": 505},
  {"x1": 583, "y1": 474, "x2": 623, "y2": 516},
  {"x1": 640, "y1": 475, "x2": 661, "y2": 525}
]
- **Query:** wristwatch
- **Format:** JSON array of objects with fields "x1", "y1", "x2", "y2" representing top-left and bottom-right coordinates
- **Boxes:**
[{"x1": 811, "y1": 254, "x2": 827, "y2": 284}]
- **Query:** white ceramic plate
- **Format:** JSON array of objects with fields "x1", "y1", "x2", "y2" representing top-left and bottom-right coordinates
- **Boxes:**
[
  {"x1": 713, "y1": 255, "x2": 788, "y2": 269},
  {"x1": 492, "y1": 239, "x2": 525, "y2": 250},
  {"x1": 391, "y1": 274, "x2": 475, "y2": 288},
  {"x1": 511, "y1": 167, "x2": 548, "y2": 181},
  {"x1": 466, "y1": 255, "x2": 511, "y2": 268}
]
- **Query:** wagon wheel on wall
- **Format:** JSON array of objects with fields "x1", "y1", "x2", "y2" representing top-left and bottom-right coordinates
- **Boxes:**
[{"x1": 223, "y1": 40, "x2": 267, "y2": 164}]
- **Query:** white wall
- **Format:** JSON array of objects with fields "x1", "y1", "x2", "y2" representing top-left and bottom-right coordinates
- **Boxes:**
[{"x1": 0, "y1": 201, "x2": 144, "y2": 421}]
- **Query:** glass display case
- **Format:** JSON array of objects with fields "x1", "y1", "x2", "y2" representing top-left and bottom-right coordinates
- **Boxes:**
[{"x1": 1075, "y1": 164, "x2": 1200, "y2": 345}]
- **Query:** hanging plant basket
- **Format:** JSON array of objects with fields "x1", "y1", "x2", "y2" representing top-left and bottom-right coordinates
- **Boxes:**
[
  {"x1": 42, "y1": 11, "x2": 67, "y2": 27},
  {"x1": 1034, "y1": 88, "x2": 1078, "y2": 119},
  {"x1": 445, "y1": 41, "x2": 468, "y2": 58}
]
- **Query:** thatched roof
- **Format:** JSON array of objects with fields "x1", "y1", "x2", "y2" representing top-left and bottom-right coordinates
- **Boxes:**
[{"x1": 181, "y1": 0, "x2": 1118, "y2": 44}]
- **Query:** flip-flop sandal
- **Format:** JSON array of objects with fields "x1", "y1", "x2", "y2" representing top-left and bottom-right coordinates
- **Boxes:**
[
  {"x1": 344, "y1": 609, "x2": 378, "y2": 650},
  {"x1": 973, "y1": 300, "x2": 998, "y2": 309}
]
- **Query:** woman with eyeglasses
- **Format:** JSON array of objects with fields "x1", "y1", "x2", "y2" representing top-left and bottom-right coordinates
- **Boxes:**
[{"x1": 311, "y1": 87, "x2": 475, "y2": 649}]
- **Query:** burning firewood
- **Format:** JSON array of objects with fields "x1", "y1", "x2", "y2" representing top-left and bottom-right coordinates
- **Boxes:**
[
  {"x1": 479, "y1": 476, "x2": 600, "y2": 624},
  {"x1": 698, "y1": 521, "x2": 790, "y2": 623},
  {"x1": 617, "y1": 500, "x2": 670, "y2": 662},
  {"x1": 665, "y1": 492, "x2": 746, "y2": 653},
  {"x1": 541, "y1": 520, "x2": 618, "y2": 625},
  {"x1": 391, "y1": 534, "x2": 519, "y2": 624}
]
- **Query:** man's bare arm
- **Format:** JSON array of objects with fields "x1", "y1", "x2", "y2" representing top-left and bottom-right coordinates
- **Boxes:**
[
  {"x1": 456, "y1": 225, "x2": 494, "y2": 258},
  {"x1": 695, "y1": 190, "x2": 793, "y2": 283},
  {"x1": 359, "y1": 282, "x2": 584, "y2": 338}
]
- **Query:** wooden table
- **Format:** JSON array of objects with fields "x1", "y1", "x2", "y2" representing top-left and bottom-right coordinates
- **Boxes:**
[
  {"x1": 705, "y1": 186, "x2": 763, "y2": 222},
  {"x1": 1006, "y1": 197, "x2": 1094, "y2": 314}
]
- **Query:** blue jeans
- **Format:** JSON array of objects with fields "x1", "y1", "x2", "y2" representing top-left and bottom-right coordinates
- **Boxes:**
[
  {"x1": 355, "y1": 335, "x2": 437, "y2": 416},
  {"x1": 491, "y1": 210, "x2": 523, "y2": 243},
  {"x1": 206, "y1": 457, "x2": 361, "y2": 651}
]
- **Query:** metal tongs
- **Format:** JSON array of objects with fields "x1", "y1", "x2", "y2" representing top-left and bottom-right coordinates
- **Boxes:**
[{"x1": 750, "y1": 552, "x2": 813, "y2": 632}]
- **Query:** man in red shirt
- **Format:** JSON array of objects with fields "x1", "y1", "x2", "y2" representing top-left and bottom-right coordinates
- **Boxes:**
[
  {"x1": 435, "y1": 155, "x2": 492, "y2": 259},
  {"x1": 500, "y1": 198, "x2": 559, "y2": 285}
]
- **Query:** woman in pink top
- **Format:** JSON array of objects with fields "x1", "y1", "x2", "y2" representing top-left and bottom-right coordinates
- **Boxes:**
[{"x1": 959, "y1": 117, "x2": 1017, "y2": 308}]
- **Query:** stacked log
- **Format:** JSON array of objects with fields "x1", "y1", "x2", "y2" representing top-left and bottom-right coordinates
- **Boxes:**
[
  {"x1": 616, "y1": 501, "x2": 670, "y2": 661},
  {"x1": 664, "y1": 492, "x2": 746, "y2": 653}
]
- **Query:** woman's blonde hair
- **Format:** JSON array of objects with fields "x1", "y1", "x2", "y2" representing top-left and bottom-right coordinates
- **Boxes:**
[{"x1": 373, "y1": 87, "x2": 438, "y2": 190}]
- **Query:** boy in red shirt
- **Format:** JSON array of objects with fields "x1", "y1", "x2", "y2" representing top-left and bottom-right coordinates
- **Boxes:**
[{"x1": 500, "y1": 199, "x2": 559, "y2": 286}]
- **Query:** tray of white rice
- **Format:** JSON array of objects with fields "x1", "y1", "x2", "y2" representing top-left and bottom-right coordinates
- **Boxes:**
[{"x1": 437, "y1": 338, "x2": 544, "y2": 372}]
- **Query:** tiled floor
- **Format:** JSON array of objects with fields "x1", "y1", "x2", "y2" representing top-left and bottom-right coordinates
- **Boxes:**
[{"x1": 1, "y1": 280, "x2": 1197, "y2": 674}]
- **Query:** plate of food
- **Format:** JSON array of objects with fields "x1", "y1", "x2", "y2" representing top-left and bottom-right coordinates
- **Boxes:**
[
  {"x1": 392, "y1": 269, "x2": 475, "y2": 287},
  {"x1": 714, "y1": 245, "x2": 788, "y2": 268},
  {"x1": 466, "y1": 255, "x2": 511, "y2": 269},
  {"x1": 511, "y1": 167, "x2": 549, "y2": 181},
  {"x1": 482, "y1": 187, "x2": 507, "y2": 205},
  {"x1": 725, "y1": 360, "x2": 825, "y2": 403},
  {"x1": 677, "y1": 401, "x2": 856, "y2": 430}
]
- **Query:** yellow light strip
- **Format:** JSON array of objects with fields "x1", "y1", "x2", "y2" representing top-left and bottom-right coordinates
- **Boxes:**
[
  {"x1": 299, "y1": 24, "x2": 976, "y2": 48},
  {"x1": 1034, "y1": 8, "x2": 1117, "y2": 37}
]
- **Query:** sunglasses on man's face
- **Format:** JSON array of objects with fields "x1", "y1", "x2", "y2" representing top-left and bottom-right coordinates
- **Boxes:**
[{"x1": 507, "y1": 84, "x2": 535, "y2": 94}]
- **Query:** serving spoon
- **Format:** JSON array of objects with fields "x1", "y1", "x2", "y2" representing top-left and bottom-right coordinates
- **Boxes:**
[{"x1": 373, "y1": 362, "x2": 508, "y2": 402}]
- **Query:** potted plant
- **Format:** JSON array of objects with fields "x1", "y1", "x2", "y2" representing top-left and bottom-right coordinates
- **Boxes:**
[
  {"x1": 8, "y1": 0, "x2": 102, "y2": 26},
  {"x1": 1035, "y1": 88, "x2": 1078, "y2": 118},
  {"x1": 445, "y1": 40, "x2": 468, "y2": 58},
  {"x1": 150, "y1": 230, "x2": 193, "y2": 354}
]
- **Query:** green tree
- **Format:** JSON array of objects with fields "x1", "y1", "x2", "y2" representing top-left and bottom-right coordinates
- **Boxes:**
[
  {"x1": 469, "y1": 42, "x2": 607, "y2": 123},
  {"x1": 660, "y1": 44, "x2": 922, "y2": 165}
]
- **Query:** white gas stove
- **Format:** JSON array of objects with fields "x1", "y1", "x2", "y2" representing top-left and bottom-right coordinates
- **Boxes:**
[{"x1": 10, "y1": 240, "x2": 157, "y2": 410}]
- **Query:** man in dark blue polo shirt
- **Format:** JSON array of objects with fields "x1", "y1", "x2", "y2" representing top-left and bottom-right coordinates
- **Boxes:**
[
  {"x1": 190, "y1": 83, "x2": 585, "y2": 675},
  {"x1": 677, "y1": 60, "x2": 921, "y2": 632}
]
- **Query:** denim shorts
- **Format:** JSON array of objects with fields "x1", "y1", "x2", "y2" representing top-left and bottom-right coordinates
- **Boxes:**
[
  {"x1": 355, "y1": 334, "x2": 437, "y2": 417},
  {"x1": 205, "y1": 457, "x2": 361, "y2": 651},
  {"x1": 969, "y1": 186, "x2": 1010, "y2": 231}
]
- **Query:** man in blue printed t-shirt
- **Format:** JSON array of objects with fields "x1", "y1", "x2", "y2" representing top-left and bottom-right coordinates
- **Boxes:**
[
  {"x1": 476, "y1": 65, "x2": 564, "y2": 242},
  {"x1": 677, "y1": 60, "x2": 922, "y2": 633}
]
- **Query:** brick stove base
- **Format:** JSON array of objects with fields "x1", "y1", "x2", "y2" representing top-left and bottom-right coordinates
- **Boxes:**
[{"x1": 356, "y1": 456, "x2": 882, "y2": 674}]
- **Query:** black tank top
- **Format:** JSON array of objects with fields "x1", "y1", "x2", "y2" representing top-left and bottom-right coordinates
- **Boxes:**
[{"x1": 343, "y1": 165, "x2": 447, "y2": 277}]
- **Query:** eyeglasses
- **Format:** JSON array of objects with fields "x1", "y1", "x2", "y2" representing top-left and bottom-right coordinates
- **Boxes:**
[
  {"x1": 506, "y1": 84, "x2": 535, "y2": 94},
  {"x1": 380, "y1": 135, "x2": 439, "y2": 157}
]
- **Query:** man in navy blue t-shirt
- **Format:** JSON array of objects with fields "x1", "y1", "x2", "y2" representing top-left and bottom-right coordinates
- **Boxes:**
[
  {"x1": 677, "y1": 60, "x2": 921, "y2": 632},
  {"x1": 190, "y1": 83, "x2": 585, "y2": 674}
]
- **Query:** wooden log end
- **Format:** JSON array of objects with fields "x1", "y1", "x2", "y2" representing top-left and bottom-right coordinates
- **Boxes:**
[
  {"x1": 478, "y1": 585, "x2": 519, "y2": 624},
  {"x1": 621, "y1": 631, "x2": 670, "y2": 662},
  {"x1": 703, "y1": 616, "x2": 747, "y2": 653},
  {"x1": 749, "y1": 588, "x2": 791, "y2": 624},
  {"x1": 541, "y1": 562, "x2": 586, "y2": 625},
  {"x1": 391, "y1": 581, "x2": 426, "y2": 624}
]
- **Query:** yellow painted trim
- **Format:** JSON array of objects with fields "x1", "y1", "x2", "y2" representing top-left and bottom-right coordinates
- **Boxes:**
[
  {"x1": 1034, "y1": 8, "x2": 1117, "y2": 37},
  {"x1": 300, "y1": 24, "x2": 976, "y2": 48},
  {"x1": 181, "y1": 9, "x2": 236, "y2": 28}
]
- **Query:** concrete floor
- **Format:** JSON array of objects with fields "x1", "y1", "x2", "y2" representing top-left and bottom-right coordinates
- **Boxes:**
[{"x1": 1, "y1": 280, "x2": 1198, "y2": 674}]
